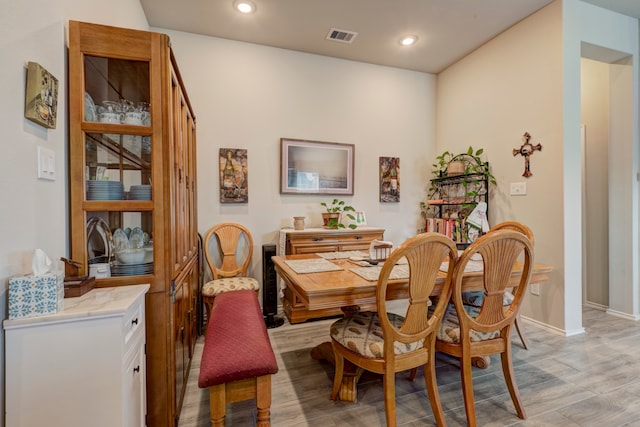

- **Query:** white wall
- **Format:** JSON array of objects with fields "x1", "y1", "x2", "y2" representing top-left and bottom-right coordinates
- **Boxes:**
[
  {"x1": 563, "y1": 0, "x2": 640, "y2": 327},
  {"x1": 0, "y1": 0, "x2": 149, "y2": 424},
  {"x1": 160, "y1": 29, "x2": 438, "y2": 279},
  {"x1": 437, "y1": 2, "x2": 566, "y2": 331}
]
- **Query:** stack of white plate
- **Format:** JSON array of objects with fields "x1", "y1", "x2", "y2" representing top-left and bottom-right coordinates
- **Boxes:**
[
  {"x1": 128, "y1": 185, "x2": 152, "y2": 200},
  {"x1": 87, "y1": 180, "x2": 124, "y2": 200},
  {"x1": 111, "y1": 261, "x2": 154, "y2": 277}
]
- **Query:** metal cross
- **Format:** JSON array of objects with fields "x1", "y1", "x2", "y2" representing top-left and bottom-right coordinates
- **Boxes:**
[{"x1": 512, "y1": 132, "x2": 542, "y2": 177}]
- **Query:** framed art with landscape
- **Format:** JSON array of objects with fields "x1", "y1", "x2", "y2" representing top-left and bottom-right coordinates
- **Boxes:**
[{"x1": 280, "y1": 138, "x2": 354, "y2": 195}]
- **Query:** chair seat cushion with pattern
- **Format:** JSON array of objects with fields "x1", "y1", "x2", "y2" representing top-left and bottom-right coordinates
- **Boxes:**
[
  {"x1": 330, "y1": 311, "x2": 424, "y2": 359},
  {"x1": 461, "y1": 290, "x2": 515, "y2": 307},
  {"x1": 202, "y1": 277, "x2": 260, "y2": 297},
  {"x1": 434, "y1": 303, "x2": 500, "y2": 343}
]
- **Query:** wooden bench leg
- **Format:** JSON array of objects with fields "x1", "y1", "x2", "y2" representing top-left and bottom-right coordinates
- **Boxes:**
[
  {"x1": 209, "y1": 383, "x2": 226, "y2": 427},
  {"x1": 207, "y1": 376, "x2": 273, "y2": 427},
  {"x1": 256, "y1": 375, "x2": 272, "y2": 427}
]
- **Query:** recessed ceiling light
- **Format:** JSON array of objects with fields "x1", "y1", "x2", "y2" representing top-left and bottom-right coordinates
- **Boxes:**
[
  {"x1": 234, "y1": 0, "x2": 256, "y2": 14},
  {"x1": 400, "y1": 35, "x2": 418, "y2": 46}
]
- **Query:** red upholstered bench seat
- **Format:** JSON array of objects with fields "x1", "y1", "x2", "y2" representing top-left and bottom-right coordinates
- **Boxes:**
[{"x1": 198, "y1": 289, "x2": 279, "y2": 427}]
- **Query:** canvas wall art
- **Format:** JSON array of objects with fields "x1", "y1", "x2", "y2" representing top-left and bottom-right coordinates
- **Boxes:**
[
  {"x1": 379, "y1": 156, "x2": 400, "y2": 202},
  {"x1": 25, "y1": 62, "x2": 58, "y2": 129},
  {"x1": 219, "y1": 148, "x2": 248, "y2": 203}
]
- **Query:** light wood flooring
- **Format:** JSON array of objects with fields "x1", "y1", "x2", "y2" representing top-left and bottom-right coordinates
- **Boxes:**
[{"x1": 178, "y1": 308, "x2": 640, "y2": 426}]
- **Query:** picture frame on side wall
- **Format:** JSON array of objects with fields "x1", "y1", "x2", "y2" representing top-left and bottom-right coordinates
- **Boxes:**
[
  {"x1": 280, "y1": 138, "x2": 354, "y2": 195},
  {"x1": 24, "y1": 62, "x2": 58, "y2": 129}
]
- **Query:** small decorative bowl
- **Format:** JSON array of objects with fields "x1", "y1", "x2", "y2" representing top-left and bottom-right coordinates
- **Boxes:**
[{"x1": 116, "y1": 248, "x2": 146, "y2": 265}]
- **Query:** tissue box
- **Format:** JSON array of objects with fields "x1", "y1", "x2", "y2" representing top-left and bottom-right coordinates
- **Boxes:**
[{"x1": 8, "y1": 271, "x2": 64, "y2": 319}]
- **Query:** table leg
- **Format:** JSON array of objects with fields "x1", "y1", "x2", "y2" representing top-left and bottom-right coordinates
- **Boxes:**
[
  {"x1": 472, "y1": 356, "x2": 491, "y2": 369},
  {"x1": 310, "y1": 342, "x2": 363, "y2": 402}
]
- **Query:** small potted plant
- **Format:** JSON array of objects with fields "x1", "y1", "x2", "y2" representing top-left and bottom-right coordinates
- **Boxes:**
[{"x1": 320, "y1": 199, "x2": 357, "y2": 229}]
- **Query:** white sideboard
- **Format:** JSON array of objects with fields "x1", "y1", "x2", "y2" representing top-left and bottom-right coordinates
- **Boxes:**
[{"x1": 4, "y1": 284, "x2": 150, "y2": 427}]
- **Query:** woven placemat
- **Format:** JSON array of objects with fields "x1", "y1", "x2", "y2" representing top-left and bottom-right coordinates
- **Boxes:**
[
  {"x1": 350, "y1": 265, "x2": 410, "y2": 281},
  {"x1": 439, "y1": 260, "x2": 484, "y2": 273},
  {"x1": 284, "y1": 258, "x2": 344, "y2": 274},
  {"x1": 315, "y1": 251, "x2": 369, "y2": 260}
]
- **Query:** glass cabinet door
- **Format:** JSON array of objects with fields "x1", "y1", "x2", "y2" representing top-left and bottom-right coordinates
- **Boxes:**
[{"x1": 81, "y1": 55, "x2": 154, "y2": 277}]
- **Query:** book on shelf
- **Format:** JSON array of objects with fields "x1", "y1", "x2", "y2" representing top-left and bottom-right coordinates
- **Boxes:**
[{"x1": 425, "y1": 217, "x2": 468, "y2": 244}]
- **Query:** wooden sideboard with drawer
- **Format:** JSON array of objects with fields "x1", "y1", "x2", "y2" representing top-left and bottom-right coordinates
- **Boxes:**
[
  {"x1": 284, "y1": 227, "x2": 385, "y2": 255},
  {"x1": 279, "y1": 227, "x2": 385, "y2": 323}
]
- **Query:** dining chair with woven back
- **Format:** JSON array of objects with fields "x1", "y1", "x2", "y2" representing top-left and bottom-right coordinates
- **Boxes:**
[
  {"x1": 489, "y1": 221, "x2": 535, "y2": 349},
  {"x1": 434, "y1": 229, "x2": 534, "y2": 427},
  {"x1": 329, "y1": 232, "x2": 458, "y2": 427},
  {"x1": 201, "y1": 222, "x2": 260, "y2": 326}
]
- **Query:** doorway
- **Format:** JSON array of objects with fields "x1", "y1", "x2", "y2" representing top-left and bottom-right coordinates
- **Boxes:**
[{"x1": 580, "y1": 43, "x2": 633, "y2": 315}]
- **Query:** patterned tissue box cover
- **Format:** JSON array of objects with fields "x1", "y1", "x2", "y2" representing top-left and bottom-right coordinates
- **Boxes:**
[{"x1": 8, "y1": 271, "x2": 64, "y2": 319}]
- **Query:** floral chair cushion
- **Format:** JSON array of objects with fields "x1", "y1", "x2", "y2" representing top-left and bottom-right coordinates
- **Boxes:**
[
  {"x1": 202, "y1": 277, "x2": 260, "y2": 297},
  {"x1": 461, "y1": 290, "x2": 515, "y2": 307},
  {"x1": 330, "y1": 311, "x2": 423, "y2": 359},
  {"x1": 433, "y1": 303, "x2": 500, "y2": 343}
]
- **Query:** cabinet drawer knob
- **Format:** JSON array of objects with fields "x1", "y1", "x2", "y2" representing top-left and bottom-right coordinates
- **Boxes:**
[
  {"x1": 133, "y1": 365, "x2": 140, "y2": 374},
  {"x1": 132, "y1": 318, "x2": 139, "y2": 326},
  {"x1": 354, "y1": 236, "x2": 362, "y2": 240},
  {"x1": 312, "y1": 237, "x2": 323, "y2": 242}
]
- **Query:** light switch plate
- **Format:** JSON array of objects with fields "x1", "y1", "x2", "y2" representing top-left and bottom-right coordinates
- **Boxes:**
[
  {"x1": 510, "y1": 182, "x2": 526, "y2": 196},
  {"x1": 530, "y1": 283, "x2": 540, "y2": 296},
  {"x1": 37, "y1": 146, "x2": 56, "y2": 181}
]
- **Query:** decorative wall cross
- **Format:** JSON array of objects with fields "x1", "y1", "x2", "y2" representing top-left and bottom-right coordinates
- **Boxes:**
[{"x1": 512, "y1": 132, "x2": 542, "y2": 177}]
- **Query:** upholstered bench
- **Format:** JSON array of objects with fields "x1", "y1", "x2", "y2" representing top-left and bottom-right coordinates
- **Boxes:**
[{"x1": 198, "y1": 290, "x2": 279, "y2": 427}]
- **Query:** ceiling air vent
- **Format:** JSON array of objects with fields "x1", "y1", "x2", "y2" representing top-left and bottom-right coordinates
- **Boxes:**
[{"x1": 326, "y1": 28, "x2": 358, "y2": 44}]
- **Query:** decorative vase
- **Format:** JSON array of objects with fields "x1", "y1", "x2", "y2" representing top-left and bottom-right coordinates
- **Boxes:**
[
  {"x1": 321, "y1": 212, "x2": 340, "y2": 228},
  {"x1": 293, "y1": 216, "x2": 305, "y2": 230}
]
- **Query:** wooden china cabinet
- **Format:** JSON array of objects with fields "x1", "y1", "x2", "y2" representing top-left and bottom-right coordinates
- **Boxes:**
[{"x1": 68, "y1": 21, "x2": 198, "y2": 427}]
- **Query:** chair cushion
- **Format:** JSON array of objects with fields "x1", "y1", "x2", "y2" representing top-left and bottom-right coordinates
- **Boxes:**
[
  {"x1": 202, "y1": 277, "x2": 260, "y2": 297},
  {"x1": 435, "y1": 303, "x2": 500, "y2": 343},
  {"x1": 330, "y1": 311, "x2": 423, "y2": 359},
  {"x1": 461, "y1": 290, "x2": 515, "y2": 307}
]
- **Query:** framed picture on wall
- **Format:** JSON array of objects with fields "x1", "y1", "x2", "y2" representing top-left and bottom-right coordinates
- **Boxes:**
[
  {"x1": 24, "y1": 62, "x2": 58, "y2": 129},
  {"x1": 219, "y1": 148, "x2": 248, "y2": 203},
  {"x1": 280, "y1": 138, "x2": 354, "y2": 195},
  {"x1": 379, "y1": 156, "x2": 400, "y2": 202}
]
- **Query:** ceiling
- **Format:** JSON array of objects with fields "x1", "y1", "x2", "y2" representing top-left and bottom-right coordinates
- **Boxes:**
[{"x1": 140, "y1": 0, "x2": 640, "y2": 74}]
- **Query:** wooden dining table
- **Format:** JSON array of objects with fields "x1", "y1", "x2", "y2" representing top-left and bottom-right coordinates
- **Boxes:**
[
  {"x1": 272, "y1": 253, "x2": 553, "y2": 402},
  {"x1": 273, "y1": 253, "x2": 552, "y2": 324}
]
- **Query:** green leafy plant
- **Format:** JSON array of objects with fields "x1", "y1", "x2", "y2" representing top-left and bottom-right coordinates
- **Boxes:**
[
  {"x1": 320, "y1": 199, "x2": 357, "y2": 229},
  {"x1": 431, "y1": 146, "x2": 496, "y2": 184},
  {"x1": 424, "y1": 146, "x2": 496, "y2": 218}
]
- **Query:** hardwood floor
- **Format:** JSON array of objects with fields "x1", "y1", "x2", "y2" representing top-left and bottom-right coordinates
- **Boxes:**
[{"x1": 178, "y1": 308, "x2": 640, "y2": 426}]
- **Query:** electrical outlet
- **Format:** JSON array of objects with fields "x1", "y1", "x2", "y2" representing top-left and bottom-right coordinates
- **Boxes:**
[
  {"x1": 530, "y1": 283, "x2": 540, "y2": 296},
  {"x1": 510, "y1": 182, "x2": 526, "y2": 196}
]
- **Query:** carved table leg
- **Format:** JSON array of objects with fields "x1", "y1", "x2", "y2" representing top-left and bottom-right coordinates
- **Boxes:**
[
  {"x1": 310, "y1": 342, "x2": 363, "y2": 402},
  {"x1": 311, "y1": 304, "x2": 365, "y2": 402}
]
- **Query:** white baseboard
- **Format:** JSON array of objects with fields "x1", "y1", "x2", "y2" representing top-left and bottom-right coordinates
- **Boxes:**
[
  {"x1": 583, "y1": 301, "x2": 607, "y2": 311},
  {"x1": 520, "y1": 315, "x2": 585, "y2": 337},
  {"x1": 605, "y1": 308, "x2": 640, "y2": 321}
]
